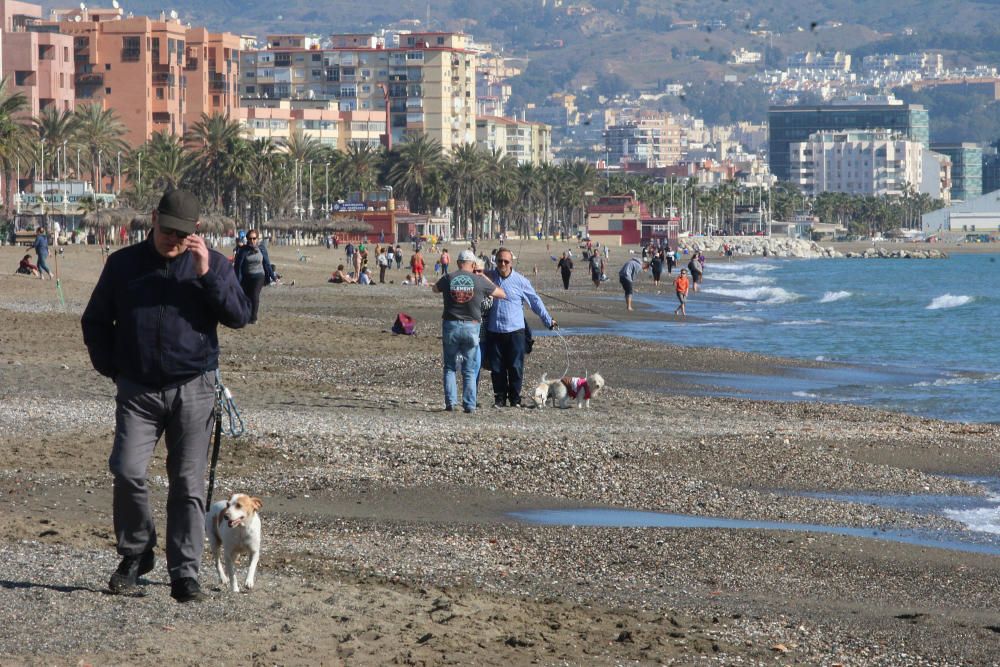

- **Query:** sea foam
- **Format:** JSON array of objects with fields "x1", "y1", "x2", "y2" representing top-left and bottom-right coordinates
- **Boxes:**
[
  {"x1": 926, "y1": 294, "x2": 973, "y2": 310},
  {"x1": 819, "y1": 291, "x2": 852, "y2": 303},
  {"x1": 702, "y1": 285, "x2": 800, "y2": 304},
  {"x1": 944, "y1": 505, "x2": 1000, "y2": 535}
]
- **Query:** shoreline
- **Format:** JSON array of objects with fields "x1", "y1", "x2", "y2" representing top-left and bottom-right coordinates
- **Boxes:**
[{"x1": 1, "y1": 242, "x2": 999, "y2": 665}]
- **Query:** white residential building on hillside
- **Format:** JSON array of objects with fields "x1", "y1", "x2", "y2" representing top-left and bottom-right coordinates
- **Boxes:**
[{"x1": 790, "y1": 129, "x2": 924, "y2": 197}]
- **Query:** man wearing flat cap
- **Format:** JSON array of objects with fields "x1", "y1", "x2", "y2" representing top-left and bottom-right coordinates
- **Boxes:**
[
  {"x1": 82, "y1": 189, "x2": 251, "y2": 603},
  {"x1": 433, "y1": 249, "x2": 505, "y2": 413}
]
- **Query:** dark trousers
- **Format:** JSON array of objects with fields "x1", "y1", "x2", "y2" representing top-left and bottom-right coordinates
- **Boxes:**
[
  {"x1": 109, "y1": 372, "x2": 216, "y2": 582},
  {"x1": 379, "y1": 265, "x2": 387, "y2": 283},
  {"x1": 241, "y1": 273, "x2": 266, "y2": 323},
  {"x1": 560, "y1": 269, "x2": 571, "y2": 290},
  {"x1": 488, "y1": 329, "x2": 526, "y2": 406}
]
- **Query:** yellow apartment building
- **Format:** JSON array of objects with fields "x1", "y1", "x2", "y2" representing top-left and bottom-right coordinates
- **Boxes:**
[
  {"x1": 239, "y1": 99, "x2": 385, "y2": 151},
  {"x1": 475, "y1": 115, "x2": 552, "y2": 165},
  {"x1": 240, "y1": 31, "x2": 476, "y2": 152}
]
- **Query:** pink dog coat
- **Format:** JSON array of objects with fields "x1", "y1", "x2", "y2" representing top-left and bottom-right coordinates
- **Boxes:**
[{"x1": 560, "y1": 376, "x2": 591, "y2": 400}]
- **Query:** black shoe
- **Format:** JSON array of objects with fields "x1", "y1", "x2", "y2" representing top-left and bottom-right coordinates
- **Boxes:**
[
  {"x1": 108, "y1": 550, "x2": 155, "y2": 594},
  {"x1": 493, "y1": 401, "x2": 505, "y2": 409},
  {"x1": 170, "y1": 577, "x2": 207, "y2": 603},
  {"x1": 445, "y1": 405, "x2": 454, "y2": 412},
  {"x1": 463, "y1": 406, "x2": 475, "y2": 413}
]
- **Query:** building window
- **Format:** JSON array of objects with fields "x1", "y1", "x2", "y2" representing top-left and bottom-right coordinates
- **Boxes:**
[
  {"x1": 105, "y1": 87, "x2": 111, "y2": 94},
  {"x1": 213, "y1": 95, "x2": 220, "y2": 105},
  {"x1": 105, "y1": 63, "x2": 111, "y2": 71},
  {"x1": 156, "y1": 88, "x2": 164, "y2": 99},
  {"x1": 122, "y1": 36, "x2": 141, "y2": 62}
]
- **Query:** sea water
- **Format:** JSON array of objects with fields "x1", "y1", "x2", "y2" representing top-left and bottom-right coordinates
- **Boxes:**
[{"x1": 608, "y1": 252, "x2": 1000, "y2": 423}]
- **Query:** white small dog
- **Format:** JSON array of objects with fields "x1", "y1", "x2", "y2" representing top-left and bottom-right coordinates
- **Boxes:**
[
  {"x1": 534, "y1": 372, "x2": 605, "y2": 409},
  {"x1": 206, "y1": 493, "x2": 263, "y2": 593}
]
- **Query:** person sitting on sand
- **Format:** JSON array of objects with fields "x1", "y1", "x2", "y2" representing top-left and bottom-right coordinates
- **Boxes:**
[
  {"x1": 328, "y1": 264, "x2": 356, "y2": 284},
  {"x1": 358, "y1": 267, "x2": 374, "y2": 285},
  {"x1": 401, "y1": 273, "x2": 414, "y2": 285},
  {"x1": 16, "y1": 254, "x2": 39, "y2": 277}
]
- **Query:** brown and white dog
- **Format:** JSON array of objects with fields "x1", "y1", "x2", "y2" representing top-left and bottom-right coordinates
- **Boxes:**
[
  {"x1": 206, "y1": 493, "x2": 263, "y2": 593},
  {"x1": 533, "y1": 372, "x2": 605, "y2": 409}
]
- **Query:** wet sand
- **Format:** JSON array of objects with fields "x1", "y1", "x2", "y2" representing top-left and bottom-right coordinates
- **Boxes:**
[{"x1": 0, "y1": 239, "x2": 998, "y2": 666}]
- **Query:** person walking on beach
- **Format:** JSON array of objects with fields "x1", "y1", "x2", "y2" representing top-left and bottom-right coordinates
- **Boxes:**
[
  {"x1": 233, "y1": 229, "x2": 276, "y2": 324},
  {"x1": 376, "y1": 247, "x2": 390, "y2": 283},
  {"x1": 81, "y1": 189, "x2": 251, "y2": 603},
  {"x1": 485, "y1": 248, "x2": 557, "y2": 408},
  {"x1": 687, "y1": 256, "x2": 702, "y2": 292},
  {"x1": 410, "y1": 249, "x2": 425, "y2": 285},
  {"x1": 33, "y1": 227, "x2": 53, "y2": 280},
  {"x1": 433, "y1": 250, "x2": 505, "y2": 413},
  {"x1": 589, "y1": 252, "x2": 603, "y2": 289},
  {"x1": 557, "y1": 251, "x2": 574, "y2": 290},
  {"x1": 673, "y1": 268, "x2": 690, "y2": 317},
  {"x1": 440, "y1": 248, "x2": 451, "y2": 276},
  {"x1": 394, "y1": 245, "x2": 403, "y2": 270},
  {"x1": 619, "y1": 255, "x2": 647, "y2": 312},
  {"x1": 649, "y1": 250, "x2": 663, "y2": 292}
]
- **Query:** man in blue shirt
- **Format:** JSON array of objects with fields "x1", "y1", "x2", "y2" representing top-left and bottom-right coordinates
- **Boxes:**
[{"x1": 485, "y1": 247, "x2": 557, "y2": 407}]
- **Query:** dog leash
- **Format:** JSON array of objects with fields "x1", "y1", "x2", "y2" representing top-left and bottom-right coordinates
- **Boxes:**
[{"x1": 207, "y1": 370, "x2": 244, "y2": 506}]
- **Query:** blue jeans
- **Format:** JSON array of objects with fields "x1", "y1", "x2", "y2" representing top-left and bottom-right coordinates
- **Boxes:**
[{"x1": 442, "y1": 320, "x2": 481, "y2": 410}]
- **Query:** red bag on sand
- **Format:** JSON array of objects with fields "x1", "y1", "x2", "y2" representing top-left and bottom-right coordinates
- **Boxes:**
[{"x1": 392, "y1": 313, "x2": 416, "y2": 335}]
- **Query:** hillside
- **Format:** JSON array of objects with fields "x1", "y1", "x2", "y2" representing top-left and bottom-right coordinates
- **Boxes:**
[{"x1": 42, "y1": 0, "x2": 1000, "y2": 111}]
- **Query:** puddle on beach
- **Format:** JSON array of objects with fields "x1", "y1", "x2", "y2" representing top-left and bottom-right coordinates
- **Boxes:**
[{"x1": 510, "y1": 479, "x2": 1000, "y2": 557}]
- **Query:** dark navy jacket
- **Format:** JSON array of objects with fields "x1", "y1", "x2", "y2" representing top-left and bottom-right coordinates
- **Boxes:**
[{"x1": 81, "y1": 236, "x2": 251, "y2": 388}]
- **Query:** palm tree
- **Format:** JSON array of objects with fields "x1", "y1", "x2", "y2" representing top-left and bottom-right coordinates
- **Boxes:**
[
  {"x1": 184, "y1": 112, "x2": 246, "y2": 212},
  {"x1": 563, "y1": 160, "x2": 599, "y2": 234},
  {"x1": 448, "y1": 143, "x2": 487, "y2": 239},
  {"x1": 140, "y1": 131, "x2": 192, "y2": 191},
  {"x1": 0, "y1": 77, "x2": 30, "y2": 219},
  {"x1": 74, "y1": 103, "x2": 127, "y2": 195},
  {"x1": 32, "y1": 106, "x2": 78, "y2": 180},
  {"x1": 339, "y1": 142, "x2": 382, "y2": 198},
  {"x1": 388, "y1": 133, "x2": 445, "y2": 214}
]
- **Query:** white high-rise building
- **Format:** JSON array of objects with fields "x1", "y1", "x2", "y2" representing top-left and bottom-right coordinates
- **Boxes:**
[{"x1": 790, "y1": 129, "x2": 924, "y2": 196}]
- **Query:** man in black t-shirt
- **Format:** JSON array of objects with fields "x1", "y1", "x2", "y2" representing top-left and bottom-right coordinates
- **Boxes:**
[{"x1": 433, "y1": 250, "x2": 506, "y2": 413}]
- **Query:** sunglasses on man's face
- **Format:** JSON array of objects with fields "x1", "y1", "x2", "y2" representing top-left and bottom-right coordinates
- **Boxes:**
[
  {"x1": 160, "y1": 226, "x2": 190, "y2": 240},
  {"x1": 247, "y1": 236, "x2": 258, "y2": 241},
  {"x1": 496, "y1": 259, "x2": 512, "y2": 265}
]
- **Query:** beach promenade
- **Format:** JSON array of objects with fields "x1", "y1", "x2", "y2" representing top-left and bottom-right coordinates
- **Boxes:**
[{"x1": 0, "y1": 240, "x2": 998, "y2": 665}]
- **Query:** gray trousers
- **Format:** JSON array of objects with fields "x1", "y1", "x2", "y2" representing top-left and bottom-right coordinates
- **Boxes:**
[{"x1": 109, "y1": 371, "x2": 216, "y2": 582}]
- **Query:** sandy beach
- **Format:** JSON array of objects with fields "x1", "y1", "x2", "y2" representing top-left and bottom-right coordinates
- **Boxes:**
[{"x1": 1, "y1": 238, "x2": 998, "y2": 666}]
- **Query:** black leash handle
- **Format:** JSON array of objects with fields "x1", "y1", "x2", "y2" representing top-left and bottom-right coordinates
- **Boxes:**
[{"x1": 206, "y1": 399, "x2": 223, "y2": 506}]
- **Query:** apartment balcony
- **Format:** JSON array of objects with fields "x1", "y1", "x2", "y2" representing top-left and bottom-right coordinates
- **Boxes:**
[
  {"x1": 75, "y1": 72, "x2": 105, "y2": 89},
  {"x1": 388, "y1": 74, "x2": 407, "y2": 82},
  {"x1": 209, "y1": 76, "x2": 228, "y2": 92},
  {"x1": 185, "y1": 57, "x2": 199, "y2": 71},
  {"x1": 406, "y1": 98, "x2": 423, "y2": 109},
  {"x1": 389, "y1": 102, "x2": 407, "y2": 113},
  {"x1": 121, "y1": 48, "x2": 141, "y2": 62},
  {"x1": 152, "y1": 72, "x2": 176, "y2": 86}
]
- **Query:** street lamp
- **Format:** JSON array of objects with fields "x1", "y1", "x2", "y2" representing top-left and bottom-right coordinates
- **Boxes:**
[
  {"x1": 116, "y1": 151, "x2": 122, "y2": 195},
  {"x1": 97, "y1": 150, "x2": 102, "y2": 194},
  {"x1": 62, "y1": 140, "x2": 67, "y2": 181},
  {"x1": 76, "y1": 148, "x2": 80, "y2": 181},
  {"x1": 308, "y1": 161, "x2": 313, "y2": 218},
  {"x1": 324, "y1": 162, "x2": 329, "y2": 216}
]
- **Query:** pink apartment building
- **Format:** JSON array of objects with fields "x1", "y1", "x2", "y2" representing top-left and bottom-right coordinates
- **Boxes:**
[{"x1": 1, "y1": 0, "x2": 75, "y2": 117}]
